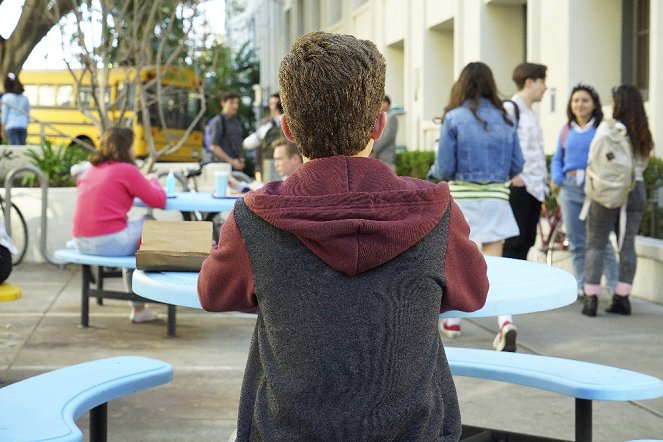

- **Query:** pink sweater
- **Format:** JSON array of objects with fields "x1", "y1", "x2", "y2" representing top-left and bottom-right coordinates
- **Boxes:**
[{"x1": 72, "y1": 162, "x2": 167, "y2": 237}]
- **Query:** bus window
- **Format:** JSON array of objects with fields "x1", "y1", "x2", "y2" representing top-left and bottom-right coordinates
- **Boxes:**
[
  {"x1": 24, "y1": 85, "x2": 38, "y2": 105},
  {"x1": 116, "y1": 84, "x2": 135, "y2": 108},
  {"x1": 39, "y1": 86, "x2": 56, "y2": 106},
  {"x1": 145, "y1": 85, "x2": 195, "y2": 130},
  {"x1": 78, "y1": 86, "x2": 111, "y2": 108},
  {"x1": 56, "y1": 85, "x2": 74, "y2": 107}
]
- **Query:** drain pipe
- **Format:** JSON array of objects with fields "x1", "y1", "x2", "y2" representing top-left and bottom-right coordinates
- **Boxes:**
[{"x1": 4, "y1": 166, "x2": 58, "y2": 265}]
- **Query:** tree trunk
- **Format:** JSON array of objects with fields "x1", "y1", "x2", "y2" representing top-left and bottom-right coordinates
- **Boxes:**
[{"x1": 0, "y1": 0, "x2": 74, "y2": 79}]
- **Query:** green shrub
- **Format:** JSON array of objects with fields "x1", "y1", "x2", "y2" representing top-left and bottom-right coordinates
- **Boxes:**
[
  {"x1": 395, "y1": 150, "x2": 435, "y2": 179},
  {"x1": 22, "y1": 141, "x2": 90, "y2": 187},
  {"x1": 640, "y1": 156, "x2": 663, "y2": 238}
]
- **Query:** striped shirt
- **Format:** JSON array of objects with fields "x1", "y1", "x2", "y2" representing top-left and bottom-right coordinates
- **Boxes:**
[{"x1": 448, "y1": 181, "x2": 511, "y2": 201}]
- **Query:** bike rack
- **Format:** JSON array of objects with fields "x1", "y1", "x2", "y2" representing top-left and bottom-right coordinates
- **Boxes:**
[{"x1": 4, "y1": 165, "x2": 58, "y2": 265}]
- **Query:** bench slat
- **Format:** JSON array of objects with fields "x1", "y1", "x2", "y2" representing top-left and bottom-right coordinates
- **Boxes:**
[
  {"x1": 446, "y1": 347, "x2": 663, "y2": 401},
  {"x1": 54, "y1": 248, "x2": 137, "y2": 268},
  {"x1": 0, "y1": 356, "x2": 173, "y2": 442}
]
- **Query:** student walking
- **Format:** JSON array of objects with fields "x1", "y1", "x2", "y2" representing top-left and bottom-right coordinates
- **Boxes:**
[
  {"x1": 581, "y1": 85, "x2": 654, "y2": 316},
  {"x1": 428, "y1": 61, "x2": 524, "y2": 352},
  {"x1": 550, "y1": 84, "x2": 618, "y2": 299},
  {"x1": 503, "y1": 63, "x2": 548, "y2": 261}
]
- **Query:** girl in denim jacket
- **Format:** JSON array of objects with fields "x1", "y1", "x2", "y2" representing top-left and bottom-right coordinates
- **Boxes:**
[{"x1": 429, "y1": 62, "x2": 524, "y2": 351}]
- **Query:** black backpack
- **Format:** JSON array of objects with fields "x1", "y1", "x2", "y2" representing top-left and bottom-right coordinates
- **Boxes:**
[
  {"x1": 261, "y1": 122, "x2": 284, "y2": 160},
  {"x1": 503, "y1": 99, "x2": 520, "y2": 125}
]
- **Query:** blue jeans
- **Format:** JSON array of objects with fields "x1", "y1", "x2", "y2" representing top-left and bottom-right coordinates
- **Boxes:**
[
  {"x1": 73, "y1": 217, "x2": 146, "y2": 256},
  {"x1": 558, "y1": 175, "x2": 618, "y2": 292},
  {"x1": 7, "y1": 128, "x2": 27, "y2": 145}
]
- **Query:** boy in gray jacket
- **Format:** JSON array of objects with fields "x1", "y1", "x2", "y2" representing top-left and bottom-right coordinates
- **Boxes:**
[{"x1": 198, "y1": 31, "x2": 489, "y2": 441}]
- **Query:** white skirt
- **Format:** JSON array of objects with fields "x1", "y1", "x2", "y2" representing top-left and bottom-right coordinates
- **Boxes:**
[{"x1": 455, "y1": 199, "x2": 519, "y2": 244}]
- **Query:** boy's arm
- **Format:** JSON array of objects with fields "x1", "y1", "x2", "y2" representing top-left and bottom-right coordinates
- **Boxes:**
[
  {"x1": 440, "y1": 200, "x2": 489, "y2": 313},
  {"x1": 509, "y1": 130, "x2": 525, "y2": 179},
  {"x1": 550, "y1": 135, "x2": 564, "y2": 185},
  {"x1": 197, "y1": 211, "x2": 257, "y2": 313}
]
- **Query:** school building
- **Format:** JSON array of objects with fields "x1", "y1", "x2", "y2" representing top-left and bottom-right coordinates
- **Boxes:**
[{"x1": 253, "y1": 0, "x2": 661, "y2": 158}]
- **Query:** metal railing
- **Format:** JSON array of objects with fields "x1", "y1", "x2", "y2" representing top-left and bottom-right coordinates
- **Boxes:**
[{"x1": 4, "y1": 166, "x2": 58, "y2": 265}]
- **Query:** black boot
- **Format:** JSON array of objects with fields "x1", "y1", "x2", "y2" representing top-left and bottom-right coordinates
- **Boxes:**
[
  {"x1": 581, "y1": 294, "x2": 598, "y2": 317},
  {"x1": 605, "y1": 294, "x2": 631, "y2": 315}
]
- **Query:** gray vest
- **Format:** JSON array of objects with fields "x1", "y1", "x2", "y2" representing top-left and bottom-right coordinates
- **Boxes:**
[{"x1": 233, "y1": 199, "x2": 461, "y2": 441}]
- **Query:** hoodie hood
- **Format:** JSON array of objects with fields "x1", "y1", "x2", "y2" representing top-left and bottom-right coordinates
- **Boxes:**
[{"x1": 243, "y1": 156, "x2": 453, "y2": 275}]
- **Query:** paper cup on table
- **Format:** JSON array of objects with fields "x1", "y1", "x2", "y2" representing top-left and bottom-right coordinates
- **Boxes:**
[{"x1": 214, "y1": 171, "x2": 229, "y2": 197}]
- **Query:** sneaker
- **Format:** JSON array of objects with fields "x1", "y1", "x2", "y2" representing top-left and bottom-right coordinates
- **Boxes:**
[
  {"x1": 440, "y1": 320, "x2": 461, "y2": 338},
  {"x1": 493, "y1": 322, "x2": 517, "y2": 352},
  {"x1": 130, "y1": 308, "x2": 158, "y2": 323}
]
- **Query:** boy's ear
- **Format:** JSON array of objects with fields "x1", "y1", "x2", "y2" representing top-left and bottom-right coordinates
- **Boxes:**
[
  {"x1": 524, "y1": 78, "x2": 534, "y2": 90},
  {"x1": 280, "y1": 115, "x2": 295, "y2": 142},
  {"x1": 371, "y1": 111, "x2": 388, "y2": 140}
]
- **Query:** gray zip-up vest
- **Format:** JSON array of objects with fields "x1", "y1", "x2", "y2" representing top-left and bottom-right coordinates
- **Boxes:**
[{"x1": 233, "y1": 199, "x2": 461, "y2": 441}]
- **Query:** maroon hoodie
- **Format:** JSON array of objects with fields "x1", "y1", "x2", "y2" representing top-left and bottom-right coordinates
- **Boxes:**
[{"x1": 198, "y1": 156, "x2": 488, "y2": 314}]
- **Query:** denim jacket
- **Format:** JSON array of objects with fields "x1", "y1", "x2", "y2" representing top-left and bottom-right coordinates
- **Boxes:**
[{"x1": 428, "y1": 98, "x2": 524, "y2": 182}]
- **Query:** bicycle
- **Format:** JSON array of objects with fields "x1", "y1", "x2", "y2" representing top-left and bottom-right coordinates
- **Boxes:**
[
  {"x1": 536, "y1": 198, "x2": 568, "y2": 266},
  {"x1": 0, "y1": 149, "x2": 29, "y2": 265}
]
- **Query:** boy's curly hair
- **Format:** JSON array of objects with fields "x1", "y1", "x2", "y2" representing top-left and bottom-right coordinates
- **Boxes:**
[{"x1": 278, "y1": 32, "x2": 386, "y2": 159}]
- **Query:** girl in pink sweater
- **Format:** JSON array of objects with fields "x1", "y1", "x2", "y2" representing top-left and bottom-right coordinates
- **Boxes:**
[{"x1": 72, "y1": 127, "x2": 167, "y2": 322}]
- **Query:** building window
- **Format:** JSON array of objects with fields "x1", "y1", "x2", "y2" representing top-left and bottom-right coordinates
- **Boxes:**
[
  {"x1": 622, "y1": 0, "x2": 649, "y2": 99},
  {"x1": 634, "y1": 0, "x2": 649, "y2": 95}
]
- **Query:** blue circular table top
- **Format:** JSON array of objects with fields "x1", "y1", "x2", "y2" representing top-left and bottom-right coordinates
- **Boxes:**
[
  {"x1": 132, "y1": 256, "x2": 577, "y2": 317},
  {"x1": 134, "y1": 192, "x2": 240, "y2": 212}
]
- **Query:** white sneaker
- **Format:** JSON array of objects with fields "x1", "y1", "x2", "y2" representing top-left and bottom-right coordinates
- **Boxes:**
[
  {"x1": 493, "y1": 322, "x2": 517, "y2": 352},
  {"x1": 130, "y1": 308, "x2": 158, "y2": 323}
]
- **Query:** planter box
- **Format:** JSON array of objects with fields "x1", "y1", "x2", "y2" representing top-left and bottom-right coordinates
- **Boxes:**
[
  {"x1": 8, "y1": 187, "x2": 77, "y2": 263},
  {"x1": 8, "y1": 187, "x2": 183, "y2": 264},
  {"x1": 633, "y1": 235, "x2": 663, "y2": 305}
]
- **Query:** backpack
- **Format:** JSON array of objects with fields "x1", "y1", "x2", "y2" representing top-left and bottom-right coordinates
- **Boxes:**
[
  {"x1": 261, "y1": 122, "x2": 284, "y2": 160},
  {"x1": 503, "y1": 99, "x2": 520, "y2": 125},
  {"x1": 204, "y1": 115, "x2": 224, "y2": 152},
  {"x1": 584, "y1": 119, "x2": 635, "y2": 209}
]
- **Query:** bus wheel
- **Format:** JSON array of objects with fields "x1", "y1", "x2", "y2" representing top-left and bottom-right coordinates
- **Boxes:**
[{"x1": 70, "y1": 136, "x2": 95, "y2": 152}]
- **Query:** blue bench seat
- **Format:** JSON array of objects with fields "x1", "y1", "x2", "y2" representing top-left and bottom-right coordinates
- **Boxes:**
[
  {"x1": 446, "y1": 347, "x2": 663, "y2": 442},
  {"x1": 54, "y1": 248, "x2": 177, "y2": 337},
  {"x1": 0, "y1": 356, "x2": 173, "y2": 441}
]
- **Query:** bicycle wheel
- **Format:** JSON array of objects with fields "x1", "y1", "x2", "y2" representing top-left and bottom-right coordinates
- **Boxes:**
[
  {"x1": 535, "y1": 217, "x2": 552, "y2": 264},
  {"x1": 0, "y1": 200, "x2": 28, "y2": 266}
]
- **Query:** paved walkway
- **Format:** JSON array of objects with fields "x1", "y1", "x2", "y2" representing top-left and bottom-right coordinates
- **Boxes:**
[{"x1": 1, "y1": 260, "x2": 662, "y2": 441}]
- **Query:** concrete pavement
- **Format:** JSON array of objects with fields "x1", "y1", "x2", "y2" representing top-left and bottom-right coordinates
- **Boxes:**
[{"x1": 1, "y1": 260, "x2": 662, "y2": 441}]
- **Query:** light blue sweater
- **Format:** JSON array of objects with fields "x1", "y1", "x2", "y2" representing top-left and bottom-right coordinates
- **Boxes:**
[
  {"x1": 550, "y1": 125, "x2": 597, "y2": 185},
  {"x1": 1, "y1": 93, "x2": 30, "y2": 129}
]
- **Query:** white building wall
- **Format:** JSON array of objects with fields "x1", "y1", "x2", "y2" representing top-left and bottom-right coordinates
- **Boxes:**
[
  {"x1": 255, "y1": 0, "x2": 662, "y2": 156},
  {"x1": 650, "y1": 0, "x2": 663, "y2": 157}
]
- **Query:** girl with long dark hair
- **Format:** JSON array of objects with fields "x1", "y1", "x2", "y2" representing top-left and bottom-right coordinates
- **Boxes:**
[
  {"x1": 428, "y1": 61, "x2": 524, "y2": 351},
  {"x1": 582, "y1": 85, "x2": 654, "y2": 316}
]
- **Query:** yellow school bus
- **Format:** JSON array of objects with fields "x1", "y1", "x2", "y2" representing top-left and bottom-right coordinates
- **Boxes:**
[{"x1": 18, "y1": 67, "x2": 204, "y2": 162}]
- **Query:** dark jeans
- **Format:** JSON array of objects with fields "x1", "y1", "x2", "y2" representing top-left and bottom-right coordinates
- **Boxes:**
[
  {"x1": 7, "y1": 128, "x2": 27, "y2": 145},
  {"x1": 585, "y1": 181, "x2": 647, "y2": 286},
  {"x1": 503, "y1": 186, "x2": 540, "y2": 260}
]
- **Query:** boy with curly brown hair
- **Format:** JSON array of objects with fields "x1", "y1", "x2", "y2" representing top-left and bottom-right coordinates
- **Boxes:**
[{"x1": 198, "y1": 32, "x2": 488, "y2": 441}]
